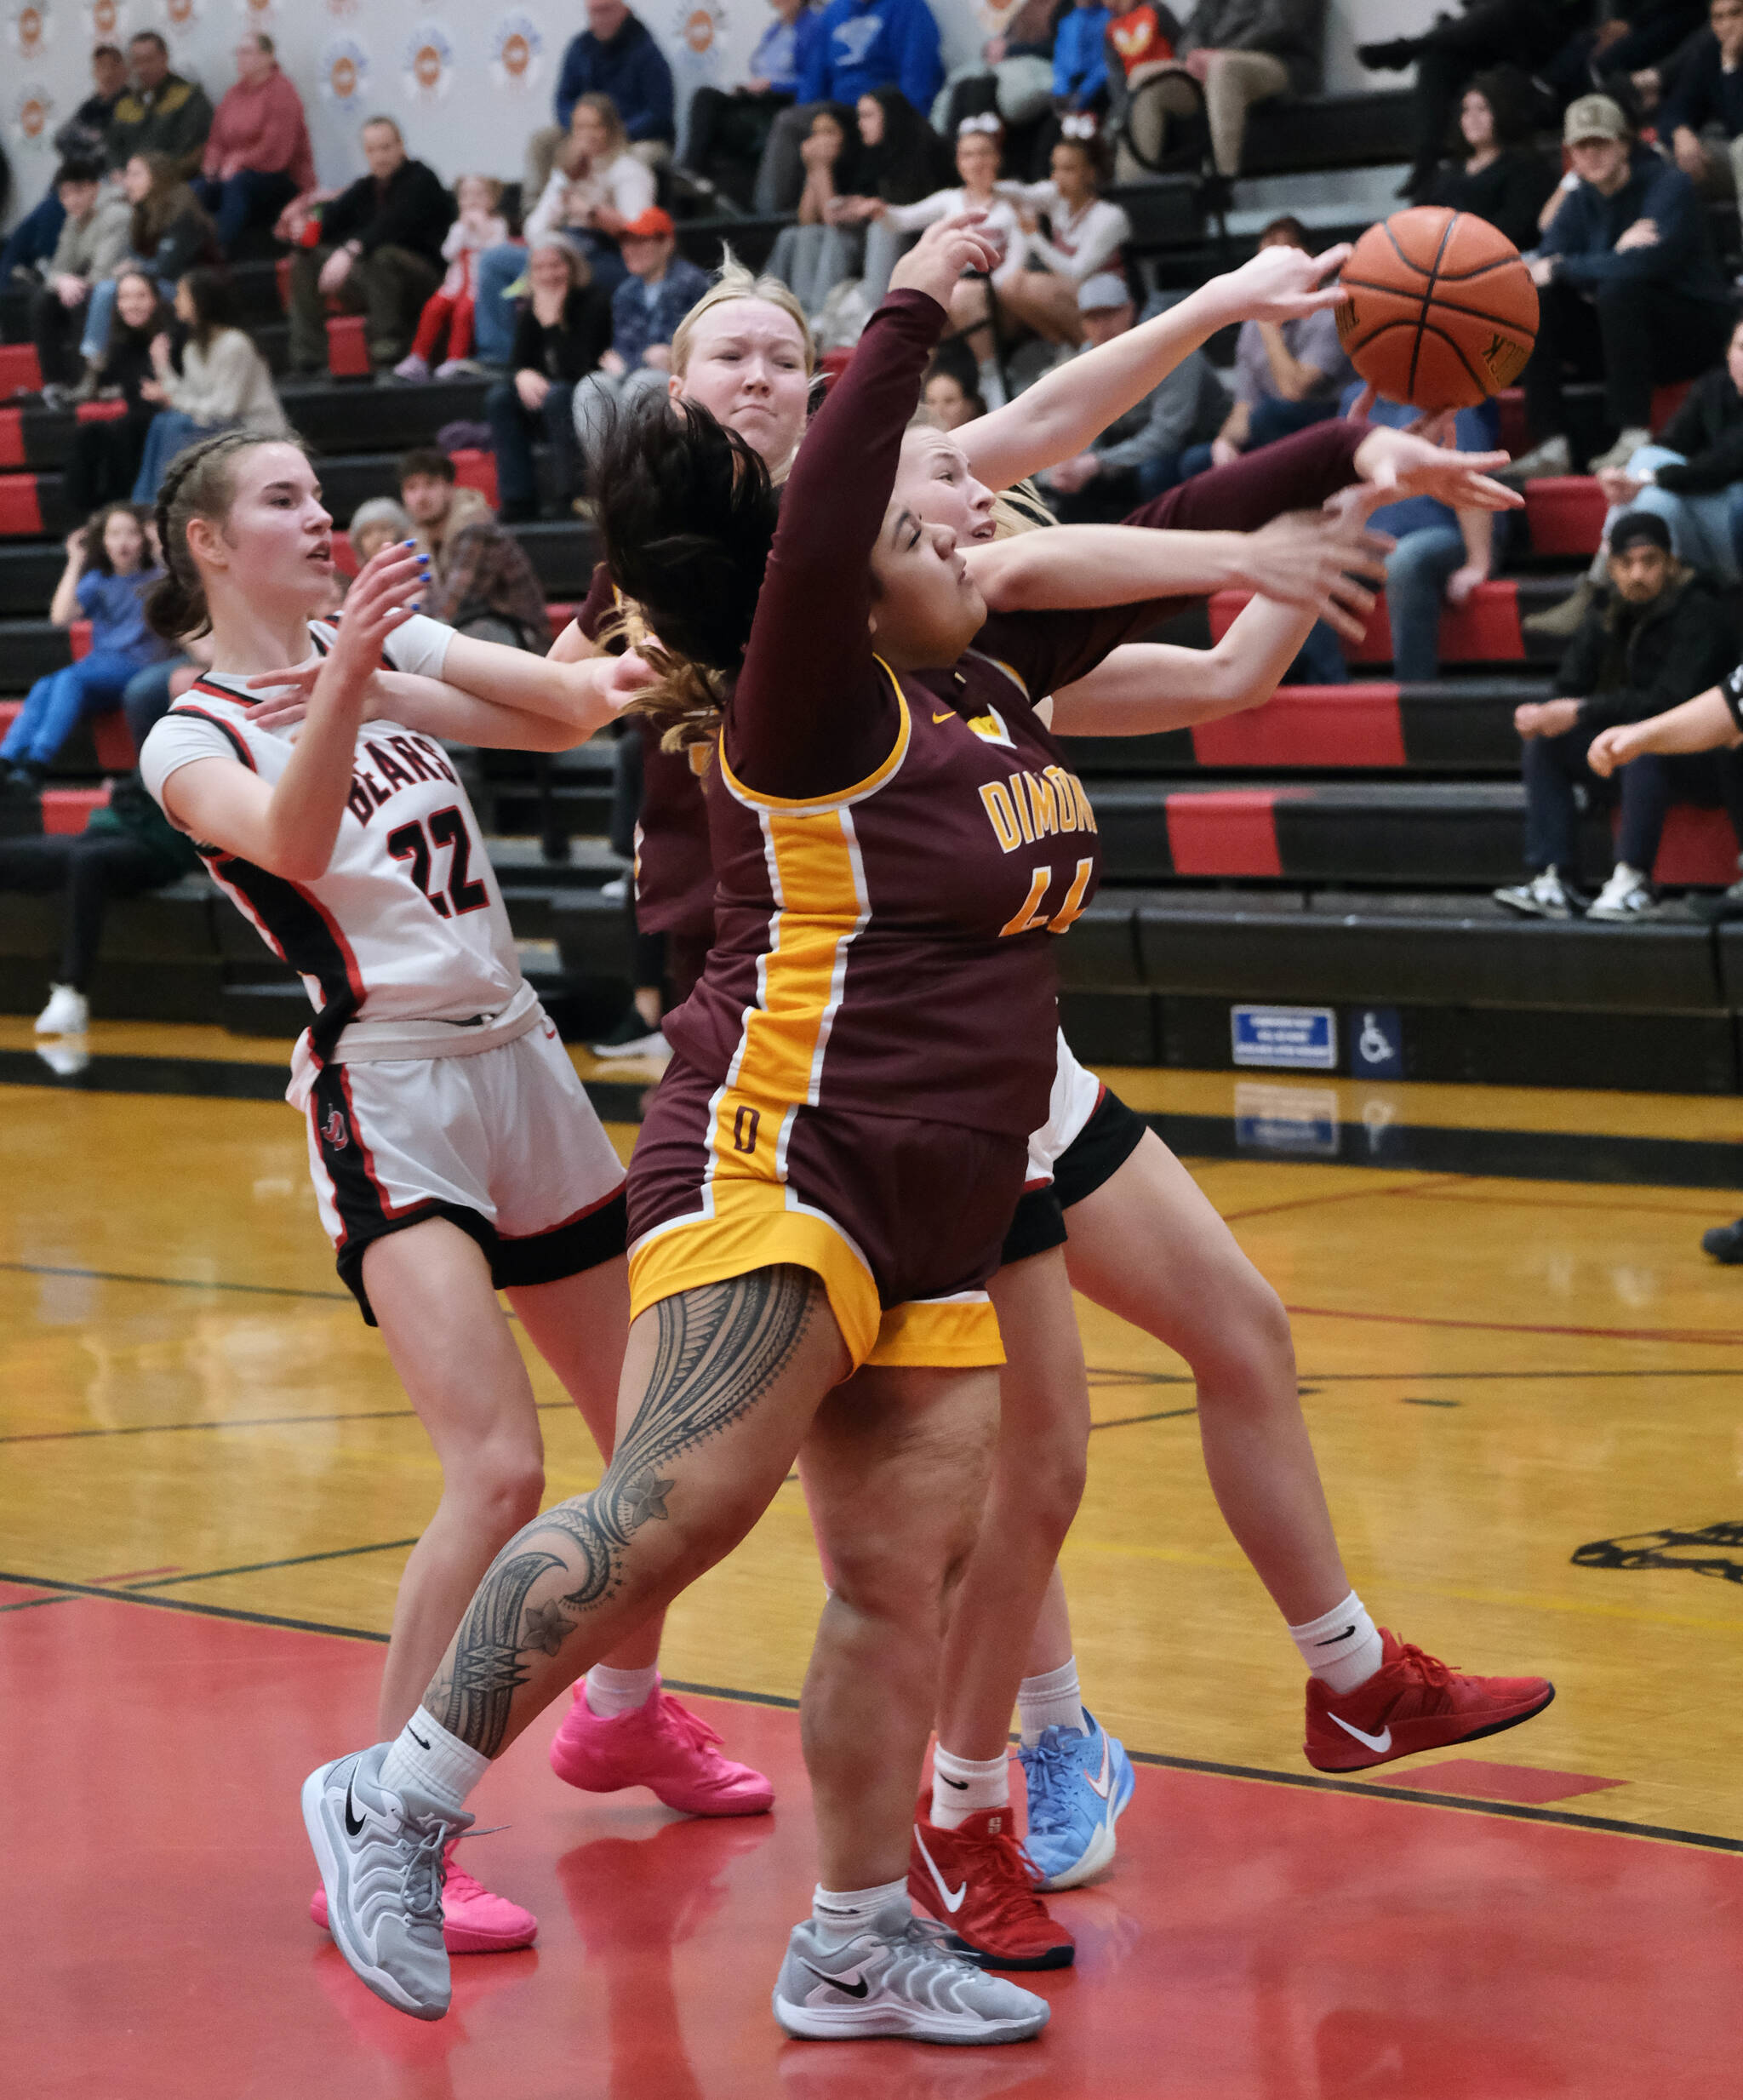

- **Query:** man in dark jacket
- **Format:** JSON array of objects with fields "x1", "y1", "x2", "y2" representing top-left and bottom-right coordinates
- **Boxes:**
[
  {"x1": 106, "y1": 31, "x2": 214, "y2": 179},
  {"x1": 1495, "y1": 512, "x2": 1743, "y2": 918},
  {"x1": 1662, "y1": 0, "x2": 1743, "y2": 241},
  {"x1": 287, "y1": 117, "x2": 454, "y2": 374},
  {"x1": 556, "y1": 0, "x2": 676, "y2": 141},
  {"x1": 1506, "y1": 95, "x2": 1735, "y2": 482}
]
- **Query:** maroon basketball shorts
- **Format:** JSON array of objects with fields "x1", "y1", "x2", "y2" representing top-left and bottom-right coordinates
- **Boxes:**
[{"x1": 626, "y1": 1055, "x2": 1026, "y2": 1370}]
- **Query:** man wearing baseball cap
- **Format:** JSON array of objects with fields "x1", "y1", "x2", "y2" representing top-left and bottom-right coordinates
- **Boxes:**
[
  {"x1": 571, "y1": 206, "x2": 711, "y2": 461},
  {"x1": 1505, "y1": 93, "x2": 1733, "y2": 484}
]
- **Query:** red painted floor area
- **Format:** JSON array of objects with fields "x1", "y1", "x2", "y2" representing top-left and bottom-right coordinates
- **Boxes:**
[{"x1": 7, "y1": 1582, "x2": 1736, "y2": 2100}]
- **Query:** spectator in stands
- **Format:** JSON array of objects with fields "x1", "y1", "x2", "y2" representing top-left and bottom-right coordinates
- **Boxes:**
[
  {"x1": 1054, "y1": 0, "x2": 1115, "y2": 115},
  {"x1": 768, "y1": 104, "x2": 860, "y2": 314},
  {"x1": 1425, "y1": 67, "x2": 1558, "y2": 254},
  {"x1": 131, "y1": 267, "x2": 287, "y2": 502},
  {"x1": 1003, "y1": 131, "x2": 1132, "y2": 345},
  {"x1": 754, "y1": 0, "x2": 945, "y2": 212},
  {"x1": 1494, "y1": 511, "x2": 1741, "y2": 919},
  {"x1": 1506, "y1": 96, "x2": 1735, "y2": 483},
  {"x1": 398, "y1": 448, "x2": 551, "y2": 654},
  {"x1": 348, "y1": 497, "x2": 416, "y2": 567},
  {"x1": 60, "y1": 272, "x2": 169, "y2": 510},
  {"x1": 0, "y1": 771, "x2": 203, "y2": 1039},
  {"x1": 1040, "y1": 279, "x2": 1231, "y2": 512},
  {"x1": 1117, "y1": 0, "x2": 1325, "y2": 180},
  {"x1": 286, "y1": 117, "x2": 454, "y2": 376},
  {"x1": 527, "y1": 94, "x2": 657, "y2": 292},
  {"x1": 195, "y1": 31, "x2": 315, "y2": 257},
  {"x1": 680, "y1": 0, "x2": 826, "y2": 208},
  {"x1": 523, "y1": 0, "x2": 677, "y2": 201},
  {"x1": 107, "y1": 31, "x2": 214, "y2": 181},
  {"x1": 934, "y1": 0, "x2": 1066, "y2": 169},
  {"x1": 570, "y1": 209, "x2": 711, "y2": 455},
  {"x1": 809, "y1": 88, "x2": 954, "y2": 306},
  {"x1": 922, "y1": 359, "x2": 987, "y2": 426},
  {"x1": 1532, "y1": 312, "x2": 1743, "y2": 638},
  {"x1": 1358, "y1": 0, "x2": 1570, "y2": 203},
  {"x1": 1346, "y1": 381, "x2": 1500, "y2": 682},
  {"x1": 0, "y1": 49, "x2": 128, "y2": 288},
  {"x1": 0, "y1": 505, "x2": 167, "y2": 798},
  {"x1": 1661, "y1": 0, "x2": 1743, "y2": 240},
  {"x1": 393, "y1": 176, "x2": 510, "y2": 383},
  {"x1": 1182, "y1": 215, "x2": 1351, "y2": 474},
  {"x1": 77, "y1": 152, "x2": 220, "y2": 383},
  {"x1": 31, "y1": 160, "x2": 131, "y2": 393},
  {"x1": 1539, "y1": 0, "x2": 1708, "y2": 109},
  {"x1": 486, "y1": 241, "x2": 614, "y2": 521}
]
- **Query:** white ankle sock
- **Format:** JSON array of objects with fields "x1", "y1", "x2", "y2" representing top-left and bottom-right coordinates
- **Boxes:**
[
  {"x1": 585, "y1": 1663, "x2": 659, "y2": 1718},
  {"x1": 1289, "y1": 1592, "x2": 1383, "y2": 1696},
  {"x1": 812, "y1": 1877, "x2": 910, "y2": 1943},
  {"x1": 379, "y1": 1706, "x2": 491, "y2": 1815},
  {"x1": 1018, "y1": 1658, "x2": 1088, "y2": 1746},
  {"x1": 929, "y1": 1745, "x2": 1010, "y2": 1830}
]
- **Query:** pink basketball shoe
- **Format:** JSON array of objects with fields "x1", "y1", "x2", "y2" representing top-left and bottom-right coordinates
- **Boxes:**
[
  {"x1": 310, "y1": 1839, "x2": 537, "y2": 1953},
  {"x1": 548, "y1": 1677, "x2": 774, "y2": 1816}
]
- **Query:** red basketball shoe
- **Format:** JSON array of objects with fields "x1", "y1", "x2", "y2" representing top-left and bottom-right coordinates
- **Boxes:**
[
  {"x1": 908, "y1": 1801, "x2": 1075, "y2": 1970},
  {"x1": 1305, "y1": 1629, "x2": 1555, "y2": 1772}
]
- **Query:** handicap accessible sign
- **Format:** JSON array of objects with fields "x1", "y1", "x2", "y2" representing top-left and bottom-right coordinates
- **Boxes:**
[{"x1": 1231, "y1": 1004, "x2": 1337, "y2": 1072}]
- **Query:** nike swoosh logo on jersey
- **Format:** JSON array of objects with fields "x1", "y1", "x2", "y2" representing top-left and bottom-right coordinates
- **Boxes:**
[
  {"x1": 1083, "y1": 1730, "x2": 1113, "y2": 1800},
  {"x1": 932, "y1": 709, "x2": 956, "y2": 724},
  {"x1": 801, "y1": 1960, "x2": 870, "y2": 1998},
  {"x1": 1329, "y1": 1713, "x2": 1392, "y2": 1753},
  {"x1": 344, "y1": 1771, "x2": 367, "y2": 1838},
  {"x1": 912, "y1": 1828, "x2": 967, "y2": 1914}
]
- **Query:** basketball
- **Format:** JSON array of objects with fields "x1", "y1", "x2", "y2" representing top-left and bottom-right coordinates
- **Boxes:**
[{"x1": 1335, "y1": 206, "x2": 1539, "y2": 411}]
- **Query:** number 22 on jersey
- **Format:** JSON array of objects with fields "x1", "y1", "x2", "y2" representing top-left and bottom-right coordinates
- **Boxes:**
[{"x1": 386, "y1": 804, "x2": 490, "y2": 920}]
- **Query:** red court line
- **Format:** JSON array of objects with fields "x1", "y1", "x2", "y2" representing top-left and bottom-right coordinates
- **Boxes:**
[
  {"x1": 1280, "y1": 1302, "x2": 1743, "y2": 1348},
  {"x1": 4, "y1": 1588, "x2": 1736, "y2": 2099},
  {"x1": 1222, "y1": 1175, "x2": 1469, "y2": 1223}
]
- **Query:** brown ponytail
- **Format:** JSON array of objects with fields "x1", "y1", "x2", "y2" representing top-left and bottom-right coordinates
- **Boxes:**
[{"x1": 147, "y1": 429, "x2": 310, "y2": 642}]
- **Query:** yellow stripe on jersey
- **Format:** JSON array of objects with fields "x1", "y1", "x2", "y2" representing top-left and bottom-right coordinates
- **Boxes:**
[{"x1": 718, "y1": 667, "x2": 912, "y2": 813}]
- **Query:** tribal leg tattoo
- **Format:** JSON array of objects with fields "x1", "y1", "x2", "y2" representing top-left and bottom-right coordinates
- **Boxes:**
[{"x1": 426, "y1": 1265, "x2": 819, "y2": 1755}]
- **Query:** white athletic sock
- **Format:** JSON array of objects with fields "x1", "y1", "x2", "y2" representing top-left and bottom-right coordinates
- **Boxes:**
[
  {"x1": 812, "y1": 1877, "x2": 910, "y2": 1943},
  {"x1": 585, "y1": 1663, "x2": 660, "y2": 1718},
  {"x1": 929, "y1": 1745, "x2": 1010, "y2": 1830},
  {"x1": 1289, "y1": 1591, "x2": 1384, "y2": 1697},
  {"x1": 379, "y1": 1706, "x2": 491, "y2": 1815},
  {"x1": 1018, "y1": 1658, "x2": 1088, "y2": 1746}
]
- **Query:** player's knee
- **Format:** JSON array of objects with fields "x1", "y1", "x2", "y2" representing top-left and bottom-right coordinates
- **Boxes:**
[
  {"x1": 468, "y1": 1446, "x2": 547, "y2": 1537},
  {"x1": 1195, "y1": 1270, "x2": 1296, "y2": 1403}
]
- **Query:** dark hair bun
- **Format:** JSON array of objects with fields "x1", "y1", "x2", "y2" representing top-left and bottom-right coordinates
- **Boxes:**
[{"x1": 593, "y1": 395, "x2": 779, "y2": 675}]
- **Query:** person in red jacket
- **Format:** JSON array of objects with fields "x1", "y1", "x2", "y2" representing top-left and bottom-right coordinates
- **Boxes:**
[{"x1": 197, "y1": 31, "x2": 315, "y2": 255}]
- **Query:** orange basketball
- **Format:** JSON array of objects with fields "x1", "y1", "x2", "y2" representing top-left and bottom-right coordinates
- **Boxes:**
[{"x1": 1335, "y1": 206, "x2": 1539, "y2": 411}]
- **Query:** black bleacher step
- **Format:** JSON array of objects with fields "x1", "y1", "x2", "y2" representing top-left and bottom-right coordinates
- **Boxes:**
[
  {"x1": 1237, "y1": 89, "x2": 1415, "y2": 177},
  {"x1": 282, "y1": 375, "x2": 492, "y2": 457},
  {"x1": 486, "y1": 835, "x2": 625, "y2": 887},
  {"x1": 0, "y1": 260, "x2": 286, "y2": 348},
  {"x1": 0, "y1": 617, "x2": 73, "y2": 692}
]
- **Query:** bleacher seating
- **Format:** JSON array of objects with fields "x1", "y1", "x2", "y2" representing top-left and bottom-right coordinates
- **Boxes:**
[{"x1": 4, "y1": 96, "x2": 1743, "y2": 1095}]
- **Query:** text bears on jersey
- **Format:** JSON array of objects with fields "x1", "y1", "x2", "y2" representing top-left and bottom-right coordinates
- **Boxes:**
[
  {"x1": 344, "y1": 735, "x2": 461, "y2": 826},
  {"x1": 979, "y1": 767, "x2": 1099, "y2": 855}
]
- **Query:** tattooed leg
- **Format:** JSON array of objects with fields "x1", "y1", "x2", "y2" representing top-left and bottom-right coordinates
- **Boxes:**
[{"x1": 423, "y1": 1264, "x2": 849, "y2": 1759}]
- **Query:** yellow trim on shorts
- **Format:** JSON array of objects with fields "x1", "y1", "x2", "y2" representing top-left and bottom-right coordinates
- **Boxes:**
[
  {"x1": 629, "y1": 1179, "x2": 883, "y2": 1370},
  {"x1": 866, "y1": 1295, "x2": 1005, "y2": 1369}
]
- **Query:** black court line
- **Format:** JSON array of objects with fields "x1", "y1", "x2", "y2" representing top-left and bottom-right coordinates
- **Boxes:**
[
  {"x1": 124, "y1": 1538, "x2": 421, "y2": 1590},
  {"x1": 0, "y1": 1396, "x2": 591, "y2": 1447},
  {"x1": 9, "y1": 1041, "x2": 1743, "y2": 1188},
  {"x1": 15, "y1": 1568, "x2": 1732, "y2": 1859},
  {"x1": 1089, "y1": 1405, "x2": 1199, "y2": 1431},
  {"x1": 1, "y1": 1260, "x2": 350, "y2": 1302}
]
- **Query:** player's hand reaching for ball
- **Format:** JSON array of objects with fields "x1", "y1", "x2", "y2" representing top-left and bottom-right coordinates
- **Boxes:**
[
  {"x1": 1238, "y1": 505, "x2": 1392, "y2": 644},
  {"x1": 1209, "y1": 240, "x2": 1354, "y2": 325},
  {"x1": 890, "y1": 212, "x2": 1002, "y2": 311},
  {"x1": 1352, "y1": 422, "x2": 1524, "y2": 513}
]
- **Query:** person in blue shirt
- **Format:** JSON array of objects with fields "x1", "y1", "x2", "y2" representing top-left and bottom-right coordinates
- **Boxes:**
[
  {"x1": 570, "y1": 209, "x2": 714, "y2": 460},
  {"x1": 1053, "y1": 0, "x2": 1113, "y2": 111},
  {"x1": 1506, "y1": 94, "x2": 1735, "y2": 483},
  {"x1": 754, "y1": 0, "x2": 944, "y2": 210},
  {"x1": 1341, "y1": 381, "x2": 1502, "y2": 683},
  {"x1": 680, "y1": 0, "x2": 826, "y2": 207},
  {"x1": 0, "y1": 502, "x2": 169, "y2": 796}
]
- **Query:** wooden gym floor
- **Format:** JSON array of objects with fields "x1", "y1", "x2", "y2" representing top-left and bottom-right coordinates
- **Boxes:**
[{"x1": 3, "y1": 1017, "x2": 1741, "y2": 2097}]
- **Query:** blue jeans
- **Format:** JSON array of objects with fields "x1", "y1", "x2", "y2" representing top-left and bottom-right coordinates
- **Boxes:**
[
  {"x1": 486, "y1": 377, "x2": 578, "y2": 513},
  {"x1": 195, "y1": 169, "x2": 299, "y2": 255},
  {"x1": 471, "y1": 246, "x2": 528, "y2": 367},
  {"x1": 82, "y1": 272, "x2": 174, "y2": 364},
  {"x1": 1604, "y1": 443, "x2": 1743, "y2": 587},
  {"x1": 1523, "y1": 724, "x2": 1743, "y2": 875},
  {"x1": 0, "y1": 192, "x2": 66, "y2": 280},
  {"x1": 134, "y1": 409, "x2": 232, "y2": 503},
  {"x1": 1384, "y1": 524, "x2": 1466, "y2": 684},
  {"x1": 0, "y1": 650, "x2": 143, "y2": 768}
]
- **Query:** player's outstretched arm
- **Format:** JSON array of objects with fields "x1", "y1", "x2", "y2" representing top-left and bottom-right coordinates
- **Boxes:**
[
  {"x1": 163, "y1": 541, "x2": 424, "y2": 880},
  {"x1": 1588, "y1": 687, "x2": 1740, "y2": 776},
  {"x1": 1049, "y1": 591, "x2": 1328, "y2": 736},
  {"x1": 956, "y1": 242, "x2": 1352, "y2": 493}
]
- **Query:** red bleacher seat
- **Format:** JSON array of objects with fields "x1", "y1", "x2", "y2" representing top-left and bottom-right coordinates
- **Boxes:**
[
  {"x1": 546, "y1": 601, "x2": 578, "y2": 643},
  {"x1": 75, "y1": 398, "x2": 129, "y2": 424},
  {"x1": 1650, "y1": 381, "x2": 1690, "y2": 434},
  {"x1": 0, "y1": 407, "x2": 26, "y2": 472},
  {"x1": 1647, "y1": 804, "x2": 1739, "y2": 886},
  {"x1": 326, "y1": 314, "x2": 371, "y2": 379},
  {"x1": 1525, "y1": 476, "x2": 1606, "y2": 558},
  {"x1": 0, "y1": 699, "x2": 20, "y2": 738},
  {"x1": 68, "y1": 620, "x2": 91, "y2": 661},
  {"x1": 92, "y1": 712, "x2": 137, "y2": 770},
  {"x1": 41, "y1": 785, "x2": 109, "y2": 833},
  {"x1": 1209, "y1": 581, "x2": 1524, "y2": 667},
  {"x1": 0, "y1": 476, "x2": 43, "y2": 535},
  {"x1": 1191, "y1": 684, "x2": 1407, "y2": 769},
  {"x1": 0, "y1": 344, "x2": 43, "y2": 397},
  {"x1": 449, "y1": 448, "x2": 499, "y2": 508},
  {"x1": 1163, "y1": 788, "x2": 1287, "y2": 877}
]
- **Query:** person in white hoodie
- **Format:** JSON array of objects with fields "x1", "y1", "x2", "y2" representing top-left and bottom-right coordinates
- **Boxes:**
[{"x1": 131, "y1": 266, "x2": 285, "y2": 502}]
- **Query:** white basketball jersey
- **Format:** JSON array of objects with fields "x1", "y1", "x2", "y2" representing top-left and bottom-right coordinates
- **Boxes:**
[
  {"x1": 140, "y1": 615, "x2": 523, "y2": 1062},
  {"x1": 1026, "y1": 1029, "x2": 1105, "y2": 1187}
]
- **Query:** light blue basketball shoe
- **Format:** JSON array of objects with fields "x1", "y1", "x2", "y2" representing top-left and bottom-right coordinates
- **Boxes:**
[{"x1": 1016, "y1": 1709, "x2": 1135, "y2": 1891}]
